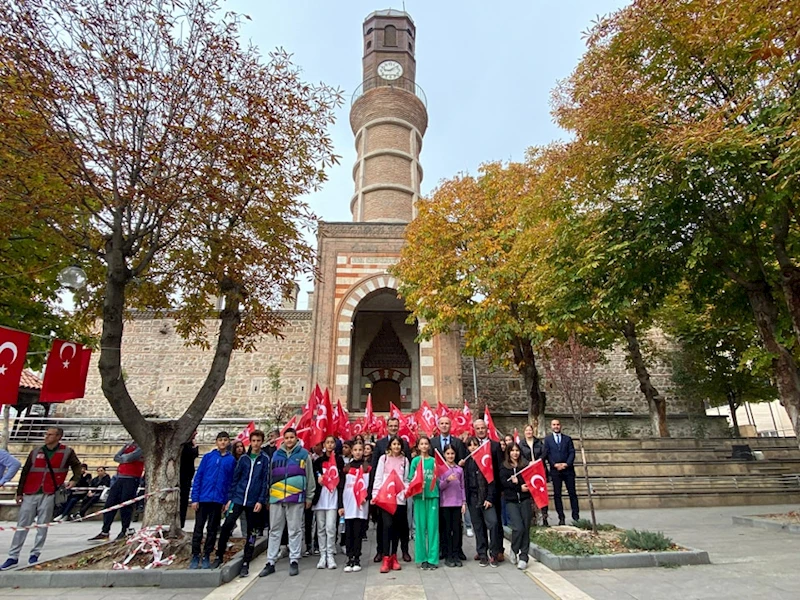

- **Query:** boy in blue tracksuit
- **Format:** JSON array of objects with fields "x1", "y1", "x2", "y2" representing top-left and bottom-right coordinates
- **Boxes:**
[
  {"x1": 189, "y1": 431, "x2": 236, "y2": 569},
  {"x1": 212, "y1": 430, "x2": 270, "y2": 577}
]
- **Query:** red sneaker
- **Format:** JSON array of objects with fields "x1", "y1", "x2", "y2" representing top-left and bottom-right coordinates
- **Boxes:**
[
  {"x1": 390, "y1": 554, "x2": 402, "y2": 571},
  {"x1": 380, "y1": 556, "x2": 391, "y2": 574}
]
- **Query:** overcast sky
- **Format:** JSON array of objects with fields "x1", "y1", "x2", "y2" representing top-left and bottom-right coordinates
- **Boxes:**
[{"x1": 226, "y1": 1, "x2": 630, "y2": 307}]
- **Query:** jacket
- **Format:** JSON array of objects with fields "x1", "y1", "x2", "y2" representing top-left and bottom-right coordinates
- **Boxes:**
[
  {"x1": 227, "y1": 450, "x2": 270, "y2": 507},
  {"x1": 499, "y1": 463, "x2": 532, "y2": 504},
  {"x1": 311, "y1": 451, "x2": 345, "y2": 509},
  {"x1": 543, "y1": 433, "x2": 576, "y2": 471},
  {"x1": 115, "y1": 442, "x2": 144, "y2": 478},
  {"x1": 268, "y1": 442, "x2": 315, "y2": 504},
  {"x1": 464, "y1": 455, "x2": 495, "y2": 506},
  {"x1": 19, "y1": 444, "x2": 81, "y2": 495},
  {"x1": 191, "y1": 449, "x2": 236, "y2": 505},
  {"x1": 0, "y1": 450, "x2": 21, "y2": 486}
]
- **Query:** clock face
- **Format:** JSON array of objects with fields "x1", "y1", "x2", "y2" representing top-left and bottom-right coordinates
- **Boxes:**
[{"x1": 377, "y1": 60, "x2": 403, "y2": 80}]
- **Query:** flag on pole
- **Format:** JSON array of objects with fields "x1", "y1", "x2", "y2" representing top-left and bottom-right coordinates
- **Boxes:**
[
  {"x1": 405, "y1": 457, "x2": 425, "y2": 498},
  {"x1": 417, "y1": 400, "x2": 437, "y2": 435},
  {"x1": 321, "y1": 452, "x2": 340, "y2": 492},
  {"x1": 435, "y1": 401, "x2": 452, "y2": 421},
  {"x1": 433, "y1": 449, "x2": 449, "y2": 490},
  {"x1": 373, "y1": 468, "x2": 404, "y2": 515},
  {"x1": 365, "y1": 393, "x2": 375, "y2": 431},
  {"x1": 483, "y1": 407, "x2": 500, "y2": 441},
  {"x1": 235, "y1": 421, "x2": 256, "y2": 443},
  {"x1": 353, "y1": 465, "x2": 368, "y2": 506},
  {"x1": 0, "y1": 326, "x2": 30, "y2": 405},
  {"x1": 469, "y1": 441, "x2": 495, "y2": 484},
  {"x1": 40, "y1": 339, "x2": 92, "y2": 402},
  {"x1": 513, "y1": 427, "x2": 520, "y2": 444},
  {"x1": 280, "y1": 415, "x2": 297, "y2": 437},
  {"x1": 452, "y1": 401, "x2": 473, "y2": 436},
  {"x1": 516, "y1": 459, "x2": 549, "y2": 509}
]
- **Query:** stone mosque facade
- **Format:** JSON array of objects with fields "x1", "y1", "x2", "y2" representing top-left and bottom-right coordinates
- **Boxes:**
[{"x1": 62, "y1": 11, "x2": 714, "y2": 437}]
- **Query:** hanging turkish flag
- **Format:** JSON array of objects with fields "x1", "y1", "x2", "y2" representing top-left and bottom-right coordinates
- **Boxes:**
[
  {"x1": 321, "y1": 453, "x2": 340, "y2": 492},
  {"x1": 280, "y1": 415, "x2": 297, "y2": 437},
  {"x1": 364, "y1": 393, "x2": 375, "y2": 431},
  {"x1": 398, "y1": 421, "x2": 417, "y2": 449},
  {"x1": 470, "y1": 441, "x2": 495, "y2": 484},
  {"x1": 517, "y1": 459, "x2": 549, "y2": 509},
  {"x1": 235, "y1": 421, "x2": 256, "y2": 443},
  {"x1": 483, "y1": 407, "x2": 501, "y2": 441},
  {"x1": 389, "y1": 401, "x2": 404, "y2": 422},
  {"x1": 432, "y1": 449, "x2": 449, "y2": 491},
  {"x1": 451, "y1": 401, "x2": 473, "y2": 436},
  {"x1": 310, "y1": 390, "x2": 333, "y2": 447},
  {"x1": 435, "y1": 401, "x2": 452, "y2": 421},
  {"x1": 405, "y1": 458, "x2": 424, "y2": 498},
  {"x1": 373, "y1": 415, "x2": 387, "y2": 439},
  {"x1": 417, "y1": 400, "x2": 437, "y2": 435},
  {"x1": 351, "y1": 417, "x2": 366, "y2": 437},
  {"x1": 353, "y1": 465, "x2": 368, "y2": 506},
  {"x1": 0, "y1": 326, "x2": 30, "y2": 405},
  {"x1": 373, "y1": 468, "x2": 404, "y2": 515},
  {"x1": 40, "y1": 339, "x2": 92, "y2": 402},
  {"x1": 296, "y1": 425, "x2": 313, "y2": 448},
  {"x1": 335, "y1": 399, "x2": 350, "y2": 439}
]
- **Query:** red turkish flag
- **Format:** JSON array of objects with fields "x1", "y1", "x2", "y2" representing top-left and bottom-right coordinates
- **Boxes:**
[
  {"x1": 432, "y1": 449, "x2": 449, "y2": 491},
  {"x1": 335, "y1": 399, "x2": 351, "y2": 439},
  {"x1": 417, "y1": 400, "x2": 437, "y2": 435},
  {"x1": 389, "y1": 401, "x2": 404, "y2": 422},
  {"x1": 451, "y1": 401, "x2": 473, "y2": 436},
  {"x1": 483, "y1": 407, "x2": 501, "y2": 441},
  {"x1": 405, "y1": 457, "x2": 424, "y2": 499},
  {"x1": 513, "y1": 428, "x2": 520, "y2": 444},
  {"x1": 364, "y1": 393, "x2": 375, "y2": 431},
  {"x1": 398, "y1": 421, "x2": 417, "y2": 449},
  {"x1": 0, "y1": 327, "x2": 30, "y2": 405},
  {"x1": 40, "y1": 339, "x2": 92, "y2": 402},
  {"x1": 517, "y1": 459, "x2": 549, "y2": 509},
  {"x1": 374, "y1": 468, "x2": 404, "y2": 515},
  {"x1": 373, "y1": 415, "x2": 387, "y2": 439},
  {"x1": 310, "y1": 390, "x2": 333, "y2": 447},
  {"x1": 298, "y1": 386, "x2": 320, "y2": 429},
  {"x1": 351, "y1": 417, "x2": 366, "y2": 437},
  {"x1": 470, "y1": 441, "x2": 495, "y2": 484},
  {"x1": 296, "y1": 426, "x2": 313, "y2": 448},
  {"x1": 352, "y1": 465, "x2": 368, "y2": 506},
  {"x1": 321, "y1": 452, "x2": 340, "y2": 492},
  {"x1": 435, "y1": 401, "x2": 452, "y2": 421},
  {"x1": 235, "y1": 421, "x2": 256, "y2": 443},
  {"x1": 280, "y1": 415, "x2": 297, "y2": 437}
]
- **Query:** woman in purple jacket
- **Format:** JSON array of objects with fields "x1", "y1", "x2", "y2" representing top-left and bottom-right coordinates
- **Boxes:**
[{"x1": 437, "y1": 445, "x2": 466, "y2": 567}]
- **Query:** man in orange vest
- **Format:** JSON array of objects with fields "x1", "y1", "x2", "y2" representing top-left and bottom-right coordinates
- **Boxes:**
[
  {"x1": 88, "y1": 440, "x2": 144, "y2": 541},
  {"x1": 0, "y1": 427, "x2": 82, "y2": 570}
]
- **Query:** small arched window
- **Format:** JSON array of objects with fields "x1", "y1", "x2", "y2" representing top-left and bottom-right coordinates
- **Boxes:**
[
  {"x1": 384, "y1": 25, "x2": 397, "y2": 47},
  {"x1": 366, "y1": 40, "x2": 372, "y2": 50}
]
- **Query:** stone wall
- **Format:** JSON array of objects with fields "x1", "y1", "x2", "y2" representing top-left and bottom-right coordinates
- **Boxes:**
[{"x1": 59, "y1": 311, "x2": 313, "y2": 419}]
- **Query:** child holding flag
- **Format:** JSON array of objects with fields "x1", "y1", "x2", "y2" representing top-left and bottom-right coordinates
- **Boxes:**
[
  {"x1": 372, "y1": 436, "x2": 409, "y2": 574},
  {"x1": 407, "y1": 435, "x2": 439, "y2": 570},
  {"x1": 437, "y1": 445, "x2": 466, "y2": 567},
  {"x1": 312, "y1": 435, "x2": 344, "y2": 570},
  {"x1": 499, "y1": 442, "x2": 532, "y2": 570},
  {"x1": 341, "y1": 441, "x2": 371, "y2": 572}
]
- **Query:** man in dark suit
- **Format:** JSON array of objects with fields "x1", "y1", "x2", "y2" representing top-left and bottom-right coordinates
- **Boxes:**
[
  {"x1": 432, "y1": 416, "x2": 468, "y2": 560},
  {"x1": 369, "y1": 417, "x2": 411, "y2": 563},
  {"x1": 542, "y1": 419, "x2": 579, "y2": 525},
  {"x1": 472, "y1": 419, "x2": 504, "y2": 562}
]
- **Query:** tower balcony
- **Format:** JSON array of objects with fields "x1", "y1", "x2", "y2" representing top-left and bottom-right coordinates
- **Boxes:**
[{"x1": 352, "y1": 76, "x2": 427, "y2": 108}]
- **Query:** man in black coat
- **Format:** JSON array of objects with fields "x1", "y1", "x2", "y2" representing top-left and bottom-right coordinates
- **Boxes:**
[
  {"x1": 472, "y1": 419, "x2": 504, "y2": 562},
  {"x1": 542, "y1": 419, "x2": 579, "y2": 525},
  {"x1": 369, "y1": 417, "x2": 411, "y2": 563}
]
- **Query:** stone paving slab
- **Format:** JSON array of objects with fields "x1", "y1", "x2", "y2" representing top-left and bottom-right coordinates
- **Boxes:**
[{"x1": 562, "y1": 504, "x2": 800, "y2": 600}]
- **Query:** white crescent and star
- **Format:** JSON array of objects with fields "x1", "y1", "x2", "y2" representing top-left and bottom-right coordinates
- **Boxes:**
[
  {"x1": 0, "y1": 341, "x2": 19, "y2": 375},
  {"x1": 531, "y1": 474, "x2": 546, "y2": 492},
  {"x1": 480, "y1": 454, "x2": 492, "y2": 468},
  {"x1": 59, "y1": 342, "x2": 77, "y2": 368}
]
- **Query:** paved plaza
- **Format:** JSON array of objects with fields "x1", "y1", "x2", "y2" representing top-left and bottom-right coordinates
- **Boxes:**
[{"x1": 0, "y1": 504, "x2": 798, "y2": 599}]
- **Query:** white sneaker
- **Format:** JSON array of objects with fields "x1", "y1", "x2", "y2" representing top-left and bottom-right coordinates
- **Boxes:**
[
  {"x1": 316, "y1": 556, "x2": 327, "y2": 569},
  {"x1": 509, "y1": 550, "x2": 517, "y2": 565},
  {"x1": 352, "y1": 563, "x2": 362, "y2": 572},
  {"x1": 326, "y1": 556, "x2": 337, "y2": 569},
  {"x1": 518, "y1": 560, "x2": 527, "y2": 570},
  {"x1": 53, "y1": 515, "x2": 65, "y2": 522},
  {"x1": 466, "y1": 527, "x2": 474, "y2": 538},
  {"x1": 344, "y1": 564, "x2": 353, "y2": 573}
]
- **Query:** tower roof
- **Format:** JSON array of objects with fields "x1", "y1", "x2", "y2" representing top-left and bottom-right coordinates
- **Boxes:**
[{"x1": 365, "y1": 9, "x2": 414, "y2": 22}]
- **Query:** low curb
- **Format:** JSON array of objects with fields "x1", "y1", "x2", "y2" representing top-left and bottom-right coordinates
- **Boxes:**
[
  {"x1": 0, "y1": 536, "x2": 267, "y2": 588},
  {"x1": 503, "y1": 526, "x2": 710, "y2": 571},
  {"x1": 732, "y1": 515, "x2": 800, "y2": 534}
]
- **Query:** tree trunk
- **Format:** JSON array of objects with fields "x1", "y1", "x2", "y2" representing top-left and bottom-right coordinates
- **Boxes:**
[
  {"x1": 513, "y1": 338, "x2": 546, "y2": 438},
  {"x1": 142, "y1": 422, "x2": 183, "y2": 533},
  {"x1": 726, "y1": 391, "x2": 740, "y2": 437},
  {"x1": 772, "y1": 204, "x2": 800, "y2": 346},
  {"x1": 742, "y1": 280, "x2": 800, "y2": 442},
  {"x1": 578, "y1": 440, "x2": 597, "y2": 533},
  {"x1": 621, "y1": 320, "x2": 670, "y2": 437}
]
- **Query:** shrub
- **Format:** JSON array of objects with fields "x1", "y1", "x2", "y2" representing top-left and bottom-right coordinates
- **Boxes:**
[
  {"x1": 572, "y1": 519, "x2": 616, "y2": 531},
  {"x1": 620, "y1": 529, "x2": 673, "y2": 551},
  {"x1": 529, "y1": 529, "x2": 609, "y2": 556}
]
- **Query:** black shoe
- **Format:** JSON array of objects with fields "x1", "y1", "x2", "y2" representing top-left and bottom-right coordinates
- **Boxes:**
[
  {"x1": 373, "y1": 552, "x2": 383, "y2": 563},
  {"x1": 115, "y1": 531, "x2": 128, "y2": 541},
  {"x1": 259, "y1": 563, "x2": 275, "y2": 577},
  {"x1": 542, "y1": 517, "x2": 550, "y2": 527},
  {"x1": 210, "y1": 558, "x2": 222, "y2": 569},
  {"x1": 445, "y1": 558, "x2": 455, "y2": 568},
  {"x1": 458, "y1": 550, "x2": 467, "y2": 561},
  {"x1": 429, "y1": 562, "x2": 438, "y2": 569},
  {"x1": 239, "y1": 563, "x2": 249, "y2": 577},
  {"x1": 289, "y1": 561, "x2": 299, "y2": 576},
  {"x1": 455, "y1": 559, "x2": 463, "y2": 567},
  {"x1": 88, "y1": 532, "x2": 109, "y2": 542},
  {"x1": 402, "y1": 551, "x2": 412, "y2": 562},
  {"x1": 489, "y1": 557, "x2": 498, "y2": 568},
  {"x1": 558, "y1": 518, "x2": 566, "y2": 526},
  {"x1": 479, "y1": 557, "x2": 489, "y2": 567}
]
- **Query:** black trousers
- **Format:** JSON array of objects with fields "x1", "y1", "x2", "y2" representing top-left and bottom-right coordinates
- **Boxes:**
[
  {"x1": 551, "y1": 468, "x2": 579, "y2": 521},
  {"x1": 345, "y1": 518, "x2": 366, "y2": 561},
  {"x1": 79, "y1": 494, "x2": 101, "y2": 516},
  {"x1": 506, "y1": 500, "x2": 532, "y2": 562},
  {"x1": 191, "y1": 502, "x2": 223, "y2": 557},
  {"x1": 468, "y1": 499, "x2": 501, "y2": 559},
  {"x1": 101, "y1": 477, "x2": 139, "y2": 534},
  {"x1": 216, "y1": 504, "x2": 259, "y2": 564},
  {"x1": 179, "y1": 479, "x2": 192, "y2": 528},
  {"x1": 378, "y1": 505, "x2": 409, "y2": 556},
  {"x1": 304, "y1": 506, "x2": 313, "y2": 550},
  {"x1": 440, "y1": 506, "x2": 463, "y2": 560}
]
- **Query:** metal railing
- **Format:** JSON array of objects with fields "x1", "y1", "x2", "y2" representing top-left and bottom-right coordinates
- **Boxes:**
[
  {"x1": 351, "y1": 76, "x2": 427, "y2": 107},
  {"x1": 587, "y1": 473, "x2": 800, "y2": 494}
]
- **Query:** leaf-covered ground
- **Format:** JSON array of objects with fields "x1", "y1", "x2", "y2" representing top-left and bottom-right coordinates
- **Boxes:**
[
  {"x1": 529, "y1": 526, "x2": 686, "y2": 556},
  {"x1": 757, "y1": 511, "x2": 800, "y2": 524}
]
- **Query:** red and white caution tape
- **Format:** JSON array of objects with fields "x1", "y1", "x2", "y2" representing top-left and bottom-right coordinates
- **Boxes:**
[
  {"x1": 113, "y1": 526, "x2": 176, "y2": 570},
  {"x1": 0, "y1": 486, "x2": 179, "y2": 533}
]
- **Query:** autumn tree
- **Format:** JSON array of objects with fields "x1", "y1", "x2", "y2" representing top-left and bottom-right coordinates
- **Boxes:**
[
  {"x1": 0, "y1": 0, "x2": 340, "y2": 530},
  {"x1": 393, "y1": 162, "x2": 552, "y2": 435},
  {"x1": 553, "y1": 0, "x2": 800, "y2": 439}
]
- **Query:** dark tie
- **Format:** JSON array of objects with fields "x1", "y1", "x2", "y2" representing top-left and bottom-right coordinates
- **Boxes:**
[{"x1": 442, "y1": 437, "x2": 448, "y2": 450}]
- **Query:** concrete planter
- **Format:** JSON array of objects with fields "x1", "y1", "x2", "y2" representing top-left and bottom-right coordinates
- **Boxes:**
[
  {"x1": 733, "y1": 515, "x2": 800, "y2": 534},
  {"x1": 503, "y1": 526, "x2": 710, "y2": 571},
  {"x1": 0, "y1": 536, "x2": 267, "y2": 588}
]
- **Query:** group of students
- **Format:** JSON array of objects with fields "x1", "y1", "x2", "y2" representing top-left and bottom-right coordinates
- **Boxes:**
[{"x1": 188, "y1": 414, "x2": 565, "y2": 578}]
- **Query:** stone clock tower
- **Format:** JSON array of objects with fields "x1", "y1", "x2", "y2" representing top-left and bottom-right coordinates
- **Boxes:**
[{"x1": 309, "y1": 10, "x2": 462, "y2": 413}]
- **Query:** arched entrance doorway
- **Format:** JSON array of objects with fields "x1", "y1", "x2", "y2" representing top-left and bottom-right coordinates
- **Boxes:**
[{"x1": 349, "y1": 289, "x2": 419, "y2": 412}]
